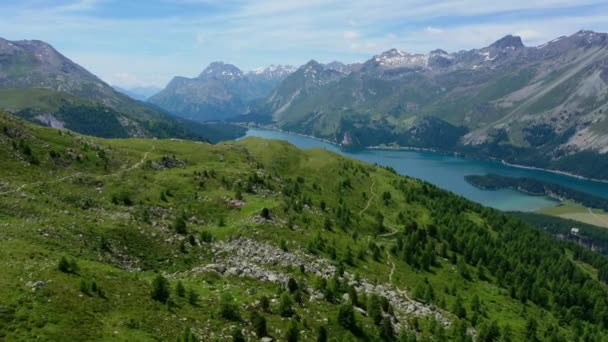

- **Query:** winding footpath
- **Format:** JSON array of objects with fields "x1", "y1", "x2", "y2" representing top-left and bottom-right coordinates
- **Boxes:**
[
  {"x1": 0, "y1": 145, "x2": 154, "y2": 196},
  {"x1": 386, "y1": 251, "x2": 415, "y2": 302},
  {"x1": 359, "y1": 177, "x2": 376, "y2": 216}
]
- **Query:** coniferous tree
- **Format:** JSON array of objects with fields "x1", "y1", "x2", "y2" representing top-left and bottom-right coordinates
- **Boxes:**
[
  {"x1": 285, "y1": 320, "x2": 299, "y2": 342},
  {"x1": 151, "y1": 274, "x2": 170, "y2": 303},
  {"x1": 453, "y1": 296, "x2": 467, "y2": 319},
  {"x1": 174, "y1": 213, "x2": 187, "y2": 234},
  {"x1": 368, "y1": 295, "x2": 383, "y2": 325},
  {"x1": 380, "y1": 317, "x2": 395, "y2": 341},
  {"x1": 278, "y1": 292, "x2": 295, "y2": 317},
  {"x1": 250, "y1": 311, "x2": 268, "y2": 337},
  {"x1": 337, "y1": 304, "x2": 356, "y2": 331},
  {"x1": 231, "y1": 328, "x2": 245, "y2": 342},
  {"x1": 316, "y1": 325, "x2": 328, "y2": 342},
  {"x1": 176, "y1": 281, "x2": 186, "y2": 297},
  {"x1": 525, "y1": 318, "x2": 538, "y2": 342},
  {"x1": 219, "y1": 293, "x2": 241, "y2": 321},
  {"x1": 188, "y1": 288, "x2": 199, "y2": 306},
  {"x1": 478, "y1": 320, "x2": 501, "y2": 342}
]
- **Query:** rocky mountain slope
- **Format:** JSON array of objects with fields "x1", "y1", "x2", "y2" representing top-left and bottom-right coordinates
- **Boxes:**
[
  {"x1": 0, "y1": 38, "x2": 243, "y2": 141},
  {"x1": 1, "y1": 110, "x2": 608, "y2": 340},
  {"x1": 149, "y1": 62, "x2": 296, "y2": 122},
  {"x1": 243, "y1": 30, "x2": 608, "y2": 180}
]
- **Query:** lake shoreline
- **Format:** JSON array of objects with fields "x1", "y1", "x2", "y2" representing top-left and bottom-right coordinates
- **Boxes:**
[
  {"x1": 241, "y1": 124, "x2": 608, "y2": 185},
  {"x1": 497, "y1": 160, "x2": 608, "y2": 185}
]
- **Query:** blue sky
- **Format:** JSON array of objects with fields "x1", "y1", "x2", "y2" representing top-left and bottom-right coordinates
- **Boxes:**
[{"x1": 2, "y1": 0, "x2": 608, "y2": 88}]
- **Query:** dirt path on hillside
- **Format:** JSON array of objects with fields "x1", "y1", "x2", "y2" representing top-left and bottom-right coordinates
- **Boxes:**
[
  {"x1": 359, "y1": 178, "x2": 376, "y2": 216},
  {"x1": 0, "y1": 145, "x2": 155, "y2": 196}
]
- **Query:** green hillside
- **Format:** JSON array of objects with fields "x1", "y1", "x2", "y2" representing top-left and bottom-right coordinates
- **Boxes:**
[
  {"x1": 1, "y1": 111, "x2": 607, "y2": 341},
  {"x1": 0, "y1": 88, "x2": 245, "y2": 142}
]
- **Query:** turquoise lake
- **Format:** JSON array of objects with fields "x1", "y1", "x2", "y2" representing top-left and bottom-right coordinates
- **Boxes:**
[{"x1": 243, "y1": 128, "x2": 608, "y2": 212}]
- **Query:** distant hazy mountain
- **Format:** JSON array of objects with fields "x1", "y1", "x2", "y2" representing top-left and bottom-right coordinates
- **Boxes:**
[
  {"x1": 148, "y1": 62, "x2": 296, "y2": 122},
  {"x1": 242, "y1": 30, "x2": 608, "y2": 180},
  {"x1": 0, "y1": 37, "x2": 244, "y2": 141},
  {"x1": 113, "y1": 85, "x2": 161, "y2": 101}
]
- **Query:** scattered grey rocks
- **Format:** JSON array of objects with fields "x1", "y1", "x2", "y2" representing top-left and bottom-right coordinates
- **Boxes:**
[
  {"x1": 187, "y1": 238, "x2": 451, "y2": 331},
  {"x1": 151, "y1": 155, "x2": 186, "y2": 169},
  {"x1": 26, "y1": 280, "x2": 47, "y2": 291}
]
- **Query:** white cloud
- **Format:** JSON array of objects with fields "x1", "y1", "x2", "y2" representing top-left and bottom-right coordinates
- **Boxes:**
[
  {"x1": 1, "y1": 0, "x2": 608, "y2": 86},
  {"x1": 343, "y1": 30, "x2": 359, "y2": 40},
  {"x1": 55, "y1": 0, "x2": 102, "y2": 13},
  {"x1": 424, "y1": 26, "x2": 444, "y2": 34}
]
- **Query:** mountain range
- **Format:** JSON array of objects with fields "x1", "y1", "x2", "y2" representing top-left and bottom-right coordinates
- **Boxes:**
[
  {"x1": 3, "y1": 31, "x2": 608, "y2": 179},
  {"x1": 0, "y1": 38, "x2": 244, "y2": 142},
  {"x1": 148, "y1": 62, "x2": 296, "y2": 121},
  {"x1": 221, "y1": 30, "x2": 608, "y2": 180}
]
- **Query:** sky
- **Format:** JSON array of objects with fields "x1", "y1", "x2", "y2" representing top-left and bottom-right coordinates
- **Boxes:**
[{"x1": 1, "y1": 0, "x2": 608, "y2": 88}]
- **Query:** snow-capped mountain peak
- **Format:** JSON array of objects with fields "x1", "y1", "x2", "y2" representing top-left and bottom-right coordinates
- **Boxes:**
[
  {"x1": 248, "y1": 64, "x2": 297, "y2": 79},
  {"x1": 198, "y1": 61, "x2": 244, "y2": 80},
  {"x1": 371, "y1": 48, "x2": 429, "y2": 69}
]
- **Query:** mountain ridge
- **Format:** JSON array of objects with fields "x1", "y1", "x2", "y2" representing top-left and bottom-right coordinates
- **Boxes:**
[
  {"x1": 0, "y1": 37, "x2": 245, "y2": 142},
  {"x1": 148, "y1": 62, "x2": 297, "y2": 122},
  {"x1": 237, "y1": 30, "x2": 608, "y2": 180}
]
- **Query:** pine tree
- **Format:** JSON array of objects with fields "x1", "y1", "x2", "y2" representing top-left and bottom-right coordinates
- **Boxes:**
[
  {"x1": 287, "y1": 277, "x2": 299, "y2": 293},
  {"x1": 219, "y1": 293, "x2": 241, "y2": 321},
  {"x1": 316, "y1": 325, "x2": 328, "y2": 342},
  {"x1": 260, "y1": 295, "x2": 270, "y2": 312},
  {"x1": 337, "y1": 304, "x2": 356, "y2": 331},
  {"x1": 285, "y1": 320, "x2": 299, "y2": 342},
  {"x1": 278, "y1": 292, "x2": 295, "y2": 317},
  {"x1": 478, "y1": 320, "x2": 501, "y2": 342},
  {"x1": 453, "y1": 296, "x2": 467, "y2": 319},
  {"x1": 231, "y1": 328, "x2": 245, "y2": 342},
  {"x1": 176, "y1": 281, "x2": 186, "y2": 297},
  {"x1": 250, "y1": 311, "x2": 268, "y2": 337},
  {"x1": 368, "y1": 294, "x2": 383, "y2": 325},
  {"x1": 380, "y1": 317, "x2": 395, "y2": 341},
  {"x1": 525, "y1": 318, "x2": 538, "y2": 342},
  {"x1": 188, "y1": 288, "x2": 199, "y2": 306},
  {"x1": 151, "y1": 274, "x2": 170, "y2": 303},
  {"x1": 174, "y1": 213, "x2": 187, "y2": 234}
]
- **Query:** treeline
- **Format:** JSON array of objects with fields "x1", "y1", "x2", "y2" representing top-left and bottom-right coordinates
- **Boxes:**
[
  {"x1": 400, "y1": 180, "x2": 608, "y2": 330},
  {"x1": 465, "y1": 173, "x2": 608, "y2": 211},
  {"x1": 277, "y1": 155, "x2": 608, "y2": 337},
  {"x1": 512, "y1": 212, "x2": 608, "y2": 254}
]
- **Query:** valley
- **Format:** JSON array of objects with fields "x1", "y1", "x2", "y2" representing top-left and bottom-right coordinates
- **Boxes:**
[
  {"x1": 3, "y1": 4, "x2": 608, "y2": 340},
  {"x1": 2, "y1": 111, "x2": 608, "y2": 340},
  {"x1": 243, "y1": 128, "x2": 608, "y2": 212}
]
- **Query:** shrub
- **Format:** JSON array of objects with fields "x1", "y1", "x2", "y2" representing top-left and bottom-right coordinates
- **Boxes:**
[
  {"x1": 219, "y1": 293, "x2": 241, "y2": 321},
  {"x1": 58, "y1": 256, "x2": 78, "y2": 274}
]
